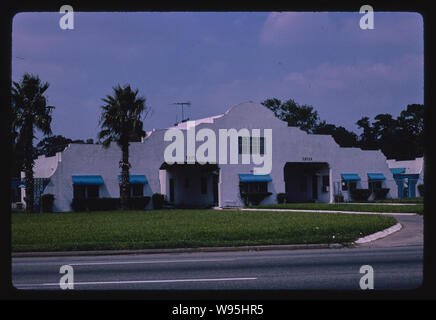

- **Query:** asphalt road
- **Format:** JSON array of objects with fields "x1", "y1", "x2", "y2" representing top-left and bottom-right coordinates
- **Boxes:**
[
  {"x1": 11, "y1": 214, "x2": 423, "y2": 291},
  {"x1": 12, "y1": 245, "x2": 423, "y2": 290}
]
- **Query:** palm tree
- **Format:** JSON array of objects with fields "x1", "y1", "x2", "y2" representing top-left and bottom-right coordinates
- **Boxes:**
[
  {"x1": 12, "y1": 73, "x2": 53, "y2": 213},
  {"x1": 98, "y1": 84, "x2": 148, "y2": 210}
]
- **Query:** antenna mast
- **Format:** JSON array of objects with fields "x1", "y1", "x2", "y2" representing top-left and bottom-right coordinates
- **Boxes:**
[{"x1": 172, "y1": 102, "x2": 191, "y2": 123}]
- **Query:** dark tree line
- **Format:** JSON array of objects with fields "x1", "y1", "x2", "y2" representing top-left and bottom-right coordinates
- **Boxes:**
[{"x1": 261, "y1": 98, "x2": 424, "y2": 160}]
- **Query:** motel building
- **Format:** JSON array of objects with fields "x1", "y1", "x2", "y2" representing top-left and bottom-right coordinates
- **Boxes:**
[{"x1": 14, "y1": 102, "x2": 423, "y2": 212}]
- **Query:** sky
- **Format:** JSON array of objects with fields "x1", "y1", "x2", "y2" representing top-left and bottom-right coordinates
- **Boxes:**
[{"x1": 12, "y1": 11, "x2": 423, "y2": 141}]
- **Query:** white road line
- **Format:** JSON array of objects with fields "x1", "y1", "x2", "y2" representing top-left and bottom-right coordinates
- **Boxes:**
[{"x1": 14, "y1": 277, "x2": 258, "y2": 288}]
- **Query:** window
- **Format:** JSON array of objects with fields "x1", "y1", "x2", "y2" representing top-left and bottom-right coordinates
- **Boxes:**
[
  {"x1": 342, "y1": 180, "x2": 356, "y2": 192},
  {"x1": 73, "y1": 185, "x2": 86, "y2": 199},
  {"x1": 87, "y1": 185, "x2": 99, "y2": 198},
  {"x1": 240, "y1": 182, "x2": 268, "y2": 193},
  {"x1": 238, "y1": 136, "x2": 250, "y2": 154},
  {"x1": 341, "y1": 180, "x2": 348, "y2": 191},
  {"x1": 369, "y1": 181, "x2": 382, "y2": 193},
  {"x1": 131, "y1": 184, "x2": 144, "y2": 197},
  {"x1": 238, "y1": 136, "x2": 265, "y2": 155},
  {"x1": 74, "y1": 185, "x2": 99, "y2": 199}
]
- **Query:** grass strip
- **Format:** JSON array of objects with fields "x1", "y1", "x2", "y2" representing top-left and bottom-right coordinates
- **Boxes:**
[{"x1": 12, "y1": 209, "x2": 397, "y2": 252}]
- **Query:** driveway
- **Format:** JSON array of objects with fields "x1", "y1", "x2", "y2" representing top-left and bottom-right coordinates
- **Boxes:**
[{"x1": 357, "y1": 214, "x2": 423, "y2": 248}]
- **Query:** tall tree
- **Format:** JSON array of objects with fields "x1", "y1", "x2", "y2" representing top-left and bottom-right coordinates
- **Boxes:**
[
  {"x1": 356, "y1": 116, "x2": 379, "y2": 150},
  {"x1": 98, "y1": 84, "x2": 148, "y2": 210},
  {"x1": 396, "y1": 104, "x2": 424, "y2": 159},
  {"x1": 261, "y1": 98, "x2": 320, "y2": 133},
  {"x1": 313, "y1": 121, "x2": 359, "y2": 148},
  {"x1": 12, "y1": 73, "x2": 53, "y2": 213}
]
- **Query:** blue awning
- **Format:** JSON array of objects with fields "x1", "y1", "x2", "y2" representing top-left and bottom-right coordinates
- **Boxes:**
[
  {"x1": 18, "y1": 184, "x2": 25, "y2": 188},
  {"x1": 239, "y1": 174, "x2": 272, "y2": 183},
  {"x1": 118, "y1": 174, "x2": 148, "y2": 184},
  {"x1": 72, "y1": 175, "x2": 104, "y2": 185},
  {"x1": 368, "y1": 173, "x2": 386, "y2": 181},
  {"x1": 390, "y1": 168, "x2": 405, "y2": 175},
  {"x1": 341, "y1": 173, "x2": 361, "y2": 181}
]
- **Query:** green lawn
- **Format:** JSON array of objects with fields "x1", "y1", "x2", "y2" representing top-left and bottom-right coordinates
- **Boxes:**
[
  {"x1": 251, "y1": 203, "x2": 423, "y2": 214},
  {"x1": 12, "y1": 209, "x2": 397, "y2": 252},
  {"x1": 366, "y1": 197, "x2": 423, "y2": 204}
]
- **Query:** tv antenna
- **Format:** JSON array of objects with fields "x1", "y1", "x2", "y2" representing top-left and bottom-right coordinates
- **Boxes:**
[{"x1": 172, "y1": 102, "x2": 191, "y2": 123}]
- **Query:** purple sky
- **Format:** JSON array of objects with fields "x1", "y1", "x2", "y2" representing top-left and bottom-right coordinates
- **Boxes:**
[{"x1": 12, "y1": 11, "x2": 423, "y2": 141}]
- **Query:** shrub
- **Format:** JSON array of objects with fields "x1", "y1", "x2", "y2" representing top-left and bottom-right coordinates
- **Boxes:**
[
  {"x1": 276, "y1": 193, "x2": 286, "y2": 204},
  {"x1": 88, "y1": 198, "x2": 120, "y2": 211},
  {"x1": 71, "y1": 197, "x2": 150, "y2": 211},
  {"x1": 40, "y1": 194, "x2": 55, "y2": 212},
  {"x1": 418, "y1": 184, "x2": 424, "y2": 197},
  {"x1": 71, "y1": 198, "x2": 87, "y2": 212},
  {"x1": 152, "y1": 193, "x2": 165, "y2": 209},
  {"x1": 350, "y1": 189, "x2": 372, "y2": 202},
  {"x1": 128, "y1": 197, "x2": 150, "y2": 210},
  {"x1": 373, "y1": 188, "x2": 390, "y2": 200},
  {"x1": 241, "y1": 192, "x2": 272, "y2": 206}
]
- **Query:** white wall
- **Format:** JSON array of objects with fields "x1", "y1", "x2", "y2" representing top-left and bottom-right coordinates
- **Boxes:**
[{"x1": 43, "y1": 102, "x2": 399, "y2": 211}]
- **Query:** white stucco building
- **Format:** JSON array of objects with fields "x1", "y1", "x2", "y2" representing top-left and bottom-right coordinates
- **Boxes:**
[{"x1": 22, "y1": 102, "x2": 417, "y2": 212}]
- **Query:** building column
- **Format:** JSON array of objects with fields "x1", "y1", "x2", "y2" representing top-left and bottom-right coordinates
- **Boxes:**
[
  {"x1": 408, "y1": 178, "x2": 418, "y2": 198},
  {"x1": 329, "y1": 167, "x2": 334, "y2": 203},
  {"x1": 394, "y1": 175, "x2": 404, "y2": 199}
]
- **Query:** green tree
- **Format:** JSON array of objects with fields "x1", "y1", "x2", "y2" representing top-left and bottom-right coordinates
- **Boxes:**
[
  {"x1": 98, "y1": 84, "x2": 148, "y2": 210},
  {"x1": 36, "y1": 135, "x2": 72, "y2": 157},
  {"x1": 356, "y1": 116, "x2": 379, "y2": 150},
  {"x1": 313, "y1": 121, "x2": 359, "y2": 148},
  {"x1": 12, "y1": 73, "x2": 54, "y2": 213},
  {"x1": 261, "y1": 98, "x2": 320, "y2": 133},
  {"x1": 396, "y1": 104, "x2": 424, "y2": 159}
]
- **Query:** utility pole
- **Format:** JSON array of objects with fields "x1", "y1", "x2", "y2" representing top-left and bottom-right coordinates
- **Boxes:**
[{"x1": 172, "y1": 102, "x2": 191, "y2": 123}]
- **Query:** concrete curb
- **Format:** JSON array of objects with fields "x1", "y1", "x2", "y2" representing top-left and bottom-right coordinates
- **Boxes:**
[
  {"x1": 12, "y1": 243, "x2": 344, "y2": 258},
  {"x1": 354, "y1": 223, "x2": 402, "y2": 244},
  {"x1": 241, "y1": 208, "x2": 418, "y2": 216}
]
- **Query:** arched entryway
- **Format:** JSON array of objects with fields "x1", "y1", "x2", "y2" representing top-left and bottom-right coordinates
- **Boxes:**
[
  {"x1": 160, "y1": 162, "x2": 219, "y2": 208},
  {"x1": 284, "y1": 162, "x2": 331, "y2": 203}
]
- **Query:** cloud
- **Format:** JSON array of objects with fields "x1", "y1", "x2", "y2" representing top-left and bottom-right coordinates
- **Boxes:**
[
  {"x1": 283, "y1": 54, "x2": 423, "y2": 95},
  {"x1": 259, "y1": 12, "x2": 330, "y2": 46},
  {"x1": 281, "y1": 53, "x2": 423, "y2": 128},
  {"x1": 259, "y1": 11, "x2": 423, "y2": 53}
]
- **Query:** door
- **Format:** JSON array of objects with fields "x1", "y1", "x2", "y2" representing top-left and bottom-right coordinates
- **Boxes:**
[
  {"x1": 169, "y1": 178, "x2": 174, "y2": 203},
  {"x1": 212, "y1": 174, "x2": 218, "y2": 206},
  {"x1": 312, "y1": 175, "x2": 318, "y2": 201}
]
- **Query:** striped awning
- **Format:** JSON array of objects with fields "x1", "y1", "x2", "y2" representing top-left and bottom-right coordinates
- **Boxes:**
[
  {"x1": 239, "y1": 174, "x2": 272, "y2": 183},
  {"x1": 118, "y1": 174, "x2": 148, "y2": 184},
  {"x1": 72, "y1": 175, "x2": 104, "y2": 185},
  {"x1": 368, "y1": 173, "x2": 386, "y2": 181},
  {"x1": 341, "y1": 173, "x2": 361, "y2": 181}
]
